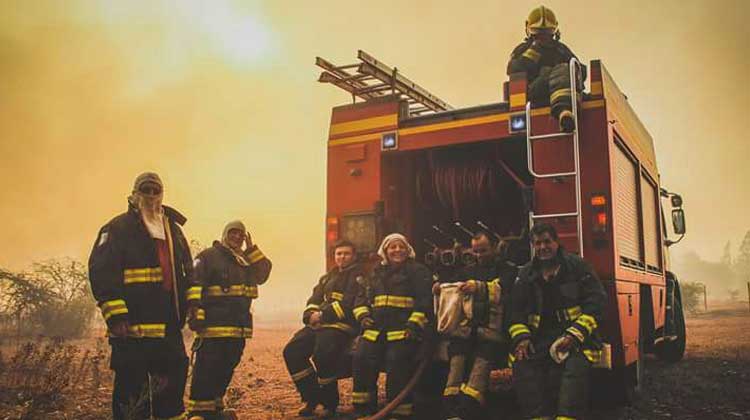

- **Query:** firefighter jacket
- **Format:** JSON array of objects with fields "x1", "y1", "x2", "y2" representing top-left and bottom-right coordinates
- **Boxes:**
[
  {"x1": 508, "y1": 249, "x2": 606, "y2": 363},
  {"x1": 506, "y1": 39, "x2": 586, "y2": 96},
  {"x1": 189, "y1": 241, "x2": 272, "y2": 339},
  {"x1": 302, "y1": 263, "x2": 366, "y2": 335},
  {"x1": 89, "y1": 203, "x2": 193, "y2": 337},
  {"x1": 353, "y1": 260, "x2": 433, "y2": 343},
  {"x1": 452, "y1": 258, "x2": 518, "y2": 342}
]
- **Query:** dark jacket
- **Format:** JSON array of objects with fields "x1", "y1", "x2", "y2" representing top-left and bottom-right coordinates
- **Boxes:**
[
  {"x1": 506, "y1": 39, "x2": 586, "y2": 98},
  {"x1": 191, "y1": 241, "x2": 272, "y2": 338},
  {"x1": 353, "y1": 260, "x2": 433, "y2": 342},
  {"x1": 88, "y1": 203, "x2": 193, "y2": 337},
  {"x1": 303, "y1": 263, "x2": 366, "y2": 335},
  {"x1": 509, "y1": 249, "x2": 606, "y2": 361}
]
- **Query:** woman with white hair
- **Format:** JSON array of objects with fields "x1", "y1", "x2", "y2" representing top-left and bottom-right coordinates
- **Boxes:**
[{"x1": 349, "y1": 233, "x2": 433, "y2": 419}]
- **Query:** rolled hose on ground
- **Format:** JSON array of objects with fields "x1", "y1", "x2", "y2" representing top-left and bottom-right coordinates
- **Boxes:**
[{"x1": 364, "y1": 337, "x2": 435, "y2": 420}]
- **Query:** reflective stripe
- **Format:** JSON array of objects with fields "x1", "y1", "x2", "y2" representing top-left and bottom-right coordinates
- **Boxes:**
[
  {"x1": 198, "y1": 326, "x2": 253, "y2": 338},
  {"x1": 522, "y1": 48, "x2": 541, "y2": 63},
  {"x1": 321, "y1": 322, "x2": 355, "y2": 334},
  {"x1": 115, "y1": 323, "x2": 166, "y2": 338},
  {"x1": 100, "y1": 299, "x2": 128, "y2": 321},
  {"x1": 214, "y1": 397, "x2": 225, "y2": 410},
  {"x1": 488, "y1": 278, "x2": 501, "y2": 305},
  {"x1": 155, "y1": 413, "x2": 186, "y2": 420},
  {"x1": 330, "y1": 292, "x2": 344, "y2": 301},
  {"x1": 123, "y1": 267, "x2": 162, "y2": 284},
  {"x1": 305, "y1": 303, "x2": 321, "y2": 312},
  {"x1": 186, "y1": 286, "x2": 202, "y2": 301},
  {"x1": 550, "y1": 88, "x2": 572, "y2": 103},
  {"x1": 558, "y1": 305, "x2": 582, "y2": 321},
  {"x1": 408, "y1": 311, "x2": 427, "y2": 329},
  {"x1": 373, "y1": 295, "x2": 414, "y2": 308},
  {"x1": 248, "y1": 248, "x2": 265, "y2": 264},
  {"x1": 556, "y1": 417, "x2": 576, "y2": 420},
  {"x1": 392, "y1": 403, "x2": 413, "y2": 416},
  {"x1": 204, "y1": 285, "x2": 258, "y2": 299},
  {"x1": 194, "y1": 308, "x2": 206, "y2": 321},
  {"x1": 443, "y1": 386, "x2": 460, "y2": 396},
  {"x1": 331, "y1": 301, "x2": 345, "y2": 320},
  {"x1": 460, "y1": 383, "x2": 484, "y2": 403},
  {"x1": 291, "y1": 366, "x2": 315, "y2": 382},
  {"x1": 509, "y1": 323, "x2": 531, "y2": 339},
  {"x1": 566, "y1": 326, "x2": 585, "y2": 342},
  {"x1": 318, "y1": 376, "x2": 337, "y2": 385},
  {"x1": 508, "y1": 352, "x2": 516, "y2": 367},
  {"x1": 351, "y1": 391, "x2": 371, "y2": 404},
  {"x1": 583, "y1": 349, "x2": 602, "y2": 363},
  {"x1": 187, "y1": 399, "x2": 216, "y2": 411},
  {"x1": 386, "y1": 330, "x2": 407, "y2": 341},
  {"x1": 527, "y1": 314, "x2": 541, "y2": 329},
  {"x1": 352, "y1": 306, "x2": 370, "y2": 320},
  {"x1": 575, "y1": 314, "x2": 598, "y2": 334},
  {"x1": 362, "y1": 329, "x2": 380, "y2": 342}
]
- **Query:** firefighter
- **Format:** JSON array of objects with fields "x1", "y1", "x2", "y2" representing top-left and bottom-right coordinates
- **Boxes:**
[
  {"x1": 350, "y1": 233, "x2": 433, "y2": 419},
  {"x1": 507, "y1": 6, "x2": 586, "y2": 133},
  {"x1": 509, "y1": 223, "x2": 607, "y2": 420},
  {"x1": 439, "y1": 232, "x2": 517, "y2": 420},
  {"x1": 186, "y1": 220, "x2": 272, "y2": 420},
  {"x1": 282, "y1": 240, "x2": 365, "y2": 418},
  {"x1": 88, "y1": 172, "x2": 193, "y2": 420}
]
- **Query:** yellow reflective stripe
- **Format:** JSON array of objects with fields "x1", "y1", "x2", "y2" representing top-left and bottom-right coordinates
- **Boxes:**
[
  {"x1": 556, "y1": 417, "x2": 576, "y2": 420},
  {"x1": 123, "y1": 267, "x2": 162, "y2": 284},
  {"x1": 318, "y1": 376, "x2": 337, "y2": 385},
  {"x1": 321, "y1": 322, "x2": 355, "y2": 334},
  {"x1": 408, "y1": 311, "x2": 427, "y2": 329},
  {"x1": 362, "y1": 329, "x2": 380, "y2": 342},
  {"x1": 575, "y1": 314, "x2": 598, "y2": 334},
  {"x1": 460, "y1": 383, "x2": 484, "y2": 403},
  {"x1": 386, "y1": 330, "x2": 407, "y2": 341},
  {"x1": 528, "y1": 314, "x2": 541, "y2": 329},
  {"x1": 488, "y1": 278, "x2": 501, "y2": 305},
  {"x1": 195, "y1": 308, "x2": 206, "y2": 321},
  {"x1": 550, "y1": 88, "x2": 572, "y2": 103},
  {"x1": 332, "y1": 301, "x2": 345, "y2": 320},
  {"x1": 186, "y1": 286, "x2": 202, "y2": 301},
  {"x1": 508, "y1": 352, "x2": 516, "y2": 367},
  {"x1": 352, "y1": 306, "x2": 370, "y2": 320},
  {"x1": 100, "y1": 299, "x2": 128, "y2": 320},
  {"x1": 583, "y1": 349, "x2": 602, "y2": 363},
  {"x1": 566, "y1": 306, "x2": 582, "y2": 320},
  {"x1": 509, "y1": 323, "x2": 531, "y2": 339},
  {"x1": 373, "y1": 295, "x2": 414, "y2": 309},
  {"x1": 566, "y1": 326, "x2": 585, "y2": 343},
  {"x1": 214, "y1": 397, "x2": 225, "y2": 410},
  {"x1": 522, "y1": 48, "x2": 541, "y2": 63},
  {"x1": 330, "y1": 292, "x2": 344, "y2": 301},
  {"x1": 248, "y1": 248, "x2": 265, "y2": 264},
  {"x1": 122, "y1": 323, "x2": 166, "y2": 338},
  {"x1": 392, "y1": 403, "x2": 413, "y2": 416},
  {"x1": 291, "y1": 366, "x2": 315, "y2": 382},
  {"x1": 204, "y1": 285, "x2": 257, "y2": 298},
  {"x1": 305, "y1": 303, "x2": 321, "y2": 312},
  {"x1": 198, "y1": 326, "x2": 253, "y2": 338},
  {"x1": 187, "y1": 399, "x2": 216, "y2": 411},
  {"x1": 155, "y1": 413, "x2": 186, "y2": 420},
  {"x1": 443, "y1": 386, "x2": 460, "y2": 396},
  {"x1": 351, "y1": 391, "x2": 371, "y2": 404}
]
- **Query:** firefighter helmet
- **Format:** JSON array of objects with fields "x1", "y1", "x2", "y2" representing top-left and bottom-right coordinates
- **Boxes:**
[{"x1": 526, "y1": 6, "x2": 559, "y2": 36}]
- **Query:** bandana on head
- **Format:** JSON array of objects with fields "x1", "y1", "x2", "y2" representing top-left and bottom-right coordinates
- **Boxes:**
[
  {"x1": 377, "y1": 233, "x2": 416, "y2": 265},
  {"x1": 221, "y1": 220, "x2": 250, "y2": 266},
  {"x1": 128, "y1": 172, "x2": 165, "y2": 239}
]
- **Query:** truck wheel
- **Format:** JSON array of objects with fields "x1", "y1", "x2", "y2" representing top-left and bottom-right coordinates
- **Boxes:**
[{"x1": 655, "y1": 281, "x2": 686, "y2": 362}]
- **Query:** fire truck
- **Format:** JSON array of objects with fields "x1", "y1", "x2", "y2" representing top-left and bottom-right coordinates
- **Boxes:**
[{"x1": 317, "y1": 50, "x2": 687, "y2": 405}]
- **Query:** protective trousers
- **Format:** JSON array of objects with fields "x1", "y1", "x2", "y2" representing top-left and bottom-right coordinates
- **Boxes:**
[
  {"x1": 188, "y1": 338, "x2": 245, "y2": 418},
  {"x1": 444, "y1": 338, "x2": 497, "y2": 420},
  {"x1": 512, "y1": 349, "x2": 591, "y2": 420},
  {"x1": 110, "y1": 332, "x2": 188, "y2": 420},
  {"x1": 283, "y1": 327, "x2": 350, "y2": 410},
  {"x1": 528, "y1": 63, "x2": 576, "y2": 121},
  {"x1": 352, "y1": 336, "x2": 417, "y2": 419}
]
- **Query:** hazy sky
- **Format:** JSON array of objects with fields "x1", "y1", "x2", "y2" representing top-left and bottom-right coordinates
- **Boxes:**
[{"x1": 1, "y1": 0, "x2": 748, "y2": 314}]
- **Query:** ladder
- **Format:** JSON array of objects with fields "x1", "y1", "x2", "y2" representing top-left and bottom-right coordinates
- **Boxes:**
[
  {"x1": 525, "y1": 57, "x2": 585, "y2": 256},
  {"x1": 316, "y1": 50, "x2": 453, "y2": 116}
]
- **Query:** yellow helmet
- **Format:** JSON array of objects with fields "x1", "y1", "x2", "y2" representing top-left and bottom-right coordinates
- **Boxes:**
[{"x1": 526, "y1": 6, "x2": 559, "y2": 36}]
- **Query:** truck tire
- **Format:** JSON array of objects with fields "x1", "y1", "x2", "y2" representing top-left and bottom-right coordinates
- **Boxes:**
[{"x1": 655, "y1": 279, "x2": 686, "y2": 362}]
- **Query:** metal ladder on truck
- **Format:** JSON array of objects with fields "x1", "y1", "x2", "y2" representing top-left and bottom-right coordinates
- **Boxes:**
[{"x1": 525, "y1": 57, "x2": 585, "y2": 257}]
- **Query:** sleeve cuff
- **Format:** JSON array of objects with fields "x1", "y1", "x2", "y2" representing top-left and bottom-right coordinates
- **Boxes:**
[
  {"x1": 407, "y1": 311, "x2": 428, "y2": 330},
  {"x1": 186, "y1": 286, "x2": 202, "y2": 301},
  {"x1": 353, "y1": 306, "x2": 371, "y2": 322},
  {"x1": 100, "y1": 299, "x2": 128, "y2": 325},
  {"x1": 246, "y1": 245, "x2": 266, "y2": 264}
]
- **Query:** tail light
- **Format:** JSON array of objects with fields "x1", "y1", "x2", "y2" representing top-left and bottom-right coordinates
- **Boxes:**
[
  {"x1": 326, "y1": 217, "x2": 339, "y2": 243},
  {"x1": 591, "y1": 194, "x2": 608, "y2": 233}
]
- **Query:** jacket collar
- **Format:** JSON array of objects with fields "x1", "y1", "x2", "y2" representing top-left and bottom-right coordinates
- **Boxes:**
[{"x1": 127, "y1": 201, "x2": 187, "y2": 226}]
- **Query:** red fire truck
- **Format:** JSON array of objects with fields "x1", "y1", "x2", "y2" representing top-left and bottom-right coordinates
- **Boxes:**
[{"x1": 317, "y1": 50, "x2": 687, "y2": 403}]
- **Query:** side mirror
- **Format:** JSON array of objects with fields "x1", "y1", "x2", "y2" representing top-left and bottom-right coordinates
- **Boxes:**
[
  {"x1": 670, "y1": 194, "x2": 683, "y2": 208},
  {"x1": 672, "y1": 209, "x2": 686, "y2": 235}
]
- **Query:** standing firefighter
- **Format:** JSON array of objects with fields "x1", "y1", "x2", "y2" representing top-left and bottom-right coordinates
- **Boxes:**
[
  {"x1": 283, "y1": 240, "x2": 365, "y2": 418},
  {"x1": 439, "y1": 233, "x2": 517, "y2": 420},
  {"x1": 88, "y1": 172, "x2": 193, "y2": 420},
  {"x1": 509, "y1": 223, "x2": 606, "y2": 420},
  {"x1": 350, "y1": 233, "x2": 433, "y2": 419},
  {"x1": 186, "y1": 220, "x2": 272, "y2": 420},
  {"x1": 507, "y1": 6, "x2": 585, "y2": 132}
]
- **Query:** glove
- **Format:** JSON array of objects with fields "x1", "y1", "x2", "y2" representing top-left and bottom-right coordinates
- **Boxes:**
[
  {"x1": 404, "y1": 325, "x2": 423, "y2": 343},
  {"x1": 360, "y1": 316, "x2": 375, "y2": 329},
  {"x1": 109, "y1": 319, "x2": 130, "y2": 338}
]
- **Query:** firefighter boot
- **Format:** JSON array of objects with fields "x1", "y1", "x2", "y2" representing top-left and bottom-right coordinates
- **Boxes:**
[
  {"x1": 558, "y1": 110, "x2": 575, "y2": 133},
  {"x1": 297, "y1": 402, "x2": 318, "y2": 417}
]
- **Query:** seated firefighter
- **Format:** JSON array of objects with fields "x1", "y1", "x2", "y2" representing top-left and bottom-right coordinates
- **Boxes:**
[
  {"x1": 507, "y1": 6, "x2": 586, "y2": 133},
  {"x1": 350, "y1": 233, "x2": 433, "y2": 419},
  {"x1": 186, "y1": 220, "x2": 272, "y2": 420},
  {"x1": 283, "y1": 240, "x2": 366, "y2": 418},
  {"x1": 436, "y1": 232, "x2": 518, "y2": 420},
  {"x1": 509, "y1": 223, "x2": 606, "y2": 420}
]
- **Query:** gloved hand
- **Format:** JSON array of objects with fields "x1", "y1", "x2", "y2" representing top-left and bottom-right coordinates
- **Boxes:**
[
  {"x1": 404, "y1": 326, "x2": 423, "y2": 343},
  {"x1": 514, "y1": 339, "x2": 535, "y2": 361},
  {"x1": 187, "y1": 306, "x2": 205, "y2": 332},
  {"x1": 360, "y1": 316, "x2": 375, "y2": 330},
  {"x1": 109, "y1": 320, "x2": 130, "y2": 338}
]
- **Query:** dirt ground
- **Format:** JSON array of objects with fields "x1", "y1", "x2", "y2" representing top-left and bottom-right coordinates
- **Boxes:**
[{"x1": 1, "y1": 302, "x2": 749, "y2": 420}]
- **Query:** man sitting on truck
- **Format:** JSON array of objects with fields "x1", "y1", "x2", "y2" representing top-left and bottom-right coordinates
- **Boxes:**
[
  {"x1": 509, "y1": 223, "x2": 606, "y2": 420},
  {"x1": 507, "y1": 6, "x2": 586, "y2": 133}
]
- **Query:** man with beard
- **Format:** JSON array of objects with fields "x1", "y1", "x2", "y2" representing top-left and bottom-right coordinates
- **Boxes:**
[
  {"x1": 509, "y1": 223, "x2": 606, "y2": 420},
  {"x1": 283, "y1": 240, "x2": 364, "y2": 419},
  {"x1": 89, "y1": 172, "x2": 194, "y2": 420},
  {"x1": 187, "y1": 220, "x2": 272, "y2": 420}
]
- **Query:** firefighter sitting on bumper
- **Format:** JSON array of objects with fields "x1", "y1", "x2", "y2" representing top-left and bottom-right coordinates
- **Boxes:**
[
  {"x1": 186, "y1": 220, "x2": 272, "y2": 420},
  {"x1": 350, "y1": 233, "x2": 433, "y2": 419},
  {"x1": 509, "y1": 223, "x2": 606, "y2": 420},
  {"x1": 283, "y1": 240, "x2": 366, "y2": 418},
  {"x1": 507, "y1": 6, "x2": 586, "y2": 133},
  {"x1": 437, "y1": 232, "x2": 518, "y2": 420},
  {"x1": 88, "y1": 172, "x2": 193, "y2": 420}
]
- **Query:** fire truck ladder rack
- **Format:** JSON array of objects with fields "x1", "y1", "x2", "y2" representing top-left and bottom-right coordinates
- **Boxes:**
[
  {"x1": 315, "y1": 50, "x2": 454, "y2": 116},
  {"x1": 526, "y1": 57, "x2": 585, "y2": 256}
]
